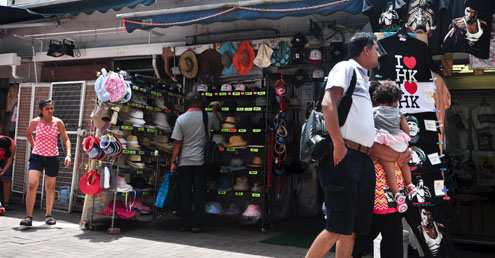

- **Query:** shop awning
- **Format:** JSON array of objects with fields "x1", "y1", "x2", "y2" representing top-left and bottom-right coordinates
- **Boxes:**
[
  {"x1": 0, "y1": 6, "x2": 45, "y2": 25},
  {"x1": 118, "y1": 0, "x2": 363, "y2": 33},
  {"x1": 26, "y1": 0, "x2": 156, "y2": 17}
]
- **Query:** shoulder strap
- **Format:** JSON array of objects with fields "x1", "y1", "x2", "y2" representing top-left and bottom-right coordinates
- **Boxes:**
[
  {"x1": 344, "y1": 69, "x2": 357, "y2": 97},
  {"x1": 201, "y1": 110, "x2": 209, "y2": 139}
]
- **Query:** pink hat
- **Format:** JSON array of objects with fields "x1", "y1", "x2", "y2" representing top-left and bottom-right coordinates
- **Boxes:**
[
  {"x1": 104, "y1": 72, "x2": 127, "y2": 103},
  {"x1": 242, "y1": 204, "x2": 261, "y2": 217}
]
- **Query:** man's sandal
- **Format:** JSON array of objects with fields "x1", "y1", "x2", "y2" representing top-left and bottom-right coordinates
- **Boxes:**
[
  {"x1": 45, "y1": 215, "x2": 56, "y2": 225},
  {"x1": 20, "y1": 216, "x2": 33, "y2": 226}
]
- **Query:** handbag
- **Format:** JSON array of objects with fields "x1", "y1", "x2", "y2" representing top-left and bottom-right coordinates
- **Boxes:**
[
  {"x1": 202, "y1": 110, "x2": 220, "y2": 171},
  {"x1": 300, "y1": 69, "x2": 356, "y2": 162}
]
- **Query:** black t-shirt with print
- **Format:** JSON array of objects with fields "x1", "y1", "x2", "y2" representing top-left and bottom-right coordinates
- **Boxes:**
[
  {"x1": 441, "y1": 0, "x2": 495, "y2": 59},
  {"x1": 429, "y1": 0, "x2": 464, "y2": 55},
  {"x1": 363, "y1": 0, "x2": 408, "y2": 32},
  {"x1": 377, "y1": 35, "x2": 433, "y2": 82},
  {"x1": 406, "y1": 112, "x2": 441, "y2": 146}
]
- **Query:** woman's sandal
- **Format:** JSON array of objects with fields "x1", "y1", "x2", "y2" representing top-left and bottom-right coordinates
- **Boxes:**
[
  {"x1": 3, "y1": 202, "x2": 11, "y2": 210},
  {"x1": 45, "y1": 215, "x2": 56, "y2": 225},
  {"x1": 20, "y1": 216, "x2": 33, "y2": 226}
]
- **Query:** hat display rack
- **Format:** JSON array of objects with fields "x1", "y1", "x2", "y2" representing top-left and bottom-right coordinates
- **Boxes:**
[{"x1": 82, "y1": 68, "x2": 185, "y2": 234}]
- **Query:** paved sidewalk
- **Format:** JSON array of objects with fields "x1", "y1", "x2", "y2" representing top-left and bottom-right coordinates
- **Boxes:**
[{"x1": 0, "y1": 204, "x2": 341, "y2": 258}]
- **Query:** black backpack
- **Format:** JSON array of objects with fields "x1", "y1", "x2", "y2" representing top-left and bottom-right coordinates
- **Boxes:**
[{"x1": 300, "y1": 69, "x2": 357, "y2": 162}]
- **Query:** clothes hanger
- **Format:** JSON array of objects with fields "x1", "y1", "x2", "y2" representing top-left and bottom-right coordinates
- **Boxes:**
[{"x1": 396, "y1": 22, "x2": 411, "y2": 41}]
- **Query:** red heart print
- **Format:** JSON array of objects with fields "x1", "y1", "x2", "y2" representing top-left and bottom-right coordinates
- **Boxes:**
[
  {"x1": 404, "y1": 81, "x2": 418, "y2": 94},
  {"x1": 403, "y1": 56, "x2": 416, "y2": 69}
]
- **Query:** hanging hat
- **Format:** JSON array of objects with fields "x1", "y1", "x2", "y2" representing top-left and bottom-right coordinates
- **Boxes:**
[
  {"x1": 224, "y1": 203, "x2": 241, "y2": 215},
  {"x1": 220, "y1": 84, "x2": 232, "y2": 92},
  {"x1": 205, "y1": 201, "x2": 223, "y2": 214},
  {"x1": 270, "y1": 41, "x2": 291, "y2": 67},
  {"x1": 294, "y1": 68, "x2": 310, "y2": 88},
  {"x1": 291, "y1": 33, "x2": 308, "y2": 49},
  {"x1": 233, "y1": 176, "x2": 250, "y2": 191},
  {"x1": 219, "y1": 41, "x2": 237, "y2": 75},
  {"x1": 179, "y1": 50, "x2": 199, "y2": 79},
  {"x1": 217, "y1": 176, "x2": 232, "y2": 191},
  {"x1": 104, "y1": 72, "x2": 127, "y2": 103},
  {"x1": 242, "y1": 204, "x2": 261, "y2": 217},
  {"x1": 291, "y1": 49, "x2": 306, "y2": 65},
  {"x1": 90, "y1": 103, "x2": 112, "y2": 130},
  {"x1": 128, "y1": 109, "x2": 146, "y2": 126},
  {"x1": 212, "y1": 134, "x2": 225, "y2": 145},
  {"x1": 94, "y1": 68, "x2": 110, "y2": 102},
  {"x1": 126, "y1": 135, "x2": 141, "y2": 150},
  {"x1": 222, "y1": 116, "x2": 236, "y2": 129},
  {"x1": 162, "y1": 47, "x2": 178, "y2": 82},
  {"x1": 309, "y1": 49, "x2": 323, "y2": 64},
  {"x1": 198, "y1": 49, "x2": 223, "y2": 83},
  {"x1": 312, "y1": 67, "x2": 325, "y2": 80},
  {"x1": 251, "y1": 182, "x2": 263, "y2": 193},
  {"x1": 247, "y1": 156, "x2": 264, "y2": 167},
  {"x1": 253, "y1": 43, "x2": 273, "y2": 68},
  {"x1": 234, "y1": 83, "x2": 247, "y2": 92},
  {"x1": 233, "y1": 40, "x2": 255, "y2": 75},
  {"x1": 223, "y1": 135, "x2": 248, "y2": 148},
  {"x1": 153, "y1": 112, "x2": 172, "y2": 132}
]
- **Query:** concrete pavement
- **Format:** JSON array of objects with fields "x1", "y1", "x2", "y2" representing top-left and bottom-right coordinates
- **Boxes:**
[{"x1": 0, "y1": 204, "x2": 339, "y2": 258}]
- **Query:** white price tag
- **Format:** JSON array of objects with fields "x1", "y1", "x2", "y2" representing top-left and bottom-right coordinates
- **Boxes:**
[
  {"x1": 428, "y1": 152, "x2": 442, "y2": 165},
  {"x1": 423, "y1": 89, "x2": 435, "y2": 103},
  {"x1": 424, "y1": 120, "x2": 437, "y2": 132},
  {"x1": 434, "y1": 180, "x2": 445, "y2": 196}
]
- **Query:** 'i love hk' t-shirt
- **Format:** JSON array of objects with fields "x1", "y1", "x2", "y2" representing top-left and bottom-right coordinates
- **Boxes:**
[{"x1": 377, "y1": 35, "x2": 433, "y2": 83}]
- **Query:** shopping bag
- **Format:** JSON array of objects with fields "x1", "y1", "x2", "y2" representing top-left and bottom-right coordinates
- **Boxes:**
[{"x1": 155, "y1": 173, "x2": 171, "y2": 208}]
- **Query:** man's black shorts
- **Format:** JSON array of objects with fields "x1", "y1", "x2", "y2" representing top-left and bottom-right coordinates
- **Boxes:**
[{"x1": 319, "y1": 148, "x2": 375, "y2": 235}]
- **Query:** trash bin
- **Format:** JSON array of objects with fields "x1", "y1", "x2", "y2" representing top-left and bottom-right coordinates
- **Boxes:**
[{"x1": 373, "y1": 230, "x2": 409, "y2": 258}]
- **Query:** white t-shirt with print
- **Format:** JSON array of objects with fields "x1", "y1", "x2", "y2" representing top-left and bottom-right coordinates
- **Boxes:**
[{"x1": 325, "y1": 59, "x2": 375, "y2": 147}]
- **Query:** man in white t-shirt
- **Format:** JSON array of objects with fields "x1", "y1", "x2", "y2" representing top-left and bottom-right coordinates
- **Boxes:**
[{"x1": 306, "y1": 32, "x2": 412, "y2": 258}]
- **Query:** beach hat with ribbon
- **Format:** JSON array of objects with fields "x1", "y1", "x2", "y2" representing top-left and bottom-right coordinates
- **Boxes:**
[
  {"x1": 128, "y1": 109, "x2": 146, "y2": 126},
  {"x1": 233, "y1": 176, "x2": 250, "y2": 191},
  {"x1": 223, "y1": 135, "x2": 248, "y2": 148},
  {"x1": 222, "y1": 116, "x2": 236, "y2": 129},
  {"x1": 179, "y1": 50, "x2": 198, "y2": 79},
  {"x1": 253, "y1": 43, "x2": 273, "y2": 68},
  {"x1": 247, "y1": 156, "x2": 264, "y2": 167},
  {"x1": 198, "y1": 49, "x2": 223, "y2": 83},
  {"x1": 219, "y1": 41, "x2": 237, "y2": 75},
  {"x1": 233, "y1": 40, "x2": 255, "y2": 75}
]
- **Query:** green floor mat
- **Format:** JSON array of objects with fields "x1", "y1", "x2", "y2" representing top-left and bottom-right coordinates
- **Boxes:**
[{"x1": 261, "y1": 219, "x2": 334, "y2": 250}]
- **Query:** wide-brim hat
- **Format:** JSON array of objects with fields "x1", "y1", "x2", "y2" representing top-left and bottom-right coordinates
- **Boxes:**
[
  {"x1": 140, "y1": 136, "x2": 153, "y2": 149},
  {"x1": 233, "y1": 176, "x2": 250, "y2": 191},
  {"x1": 242, "y1": 204, "x2": 261, "y2": 217},
  {"x1": 198, "y1": 49, "x2": 223, "y2": 83},
  {"x1": 222, "y1": 116, "x2": 236, "y2": 129},
  {"x1": 162, "y1": 47, "x2": 178, "y2": 82},
  {"x1": 219, "y1": 41, "x2": 237, "y2": 75},
  {"x1": 233, "y1": 40, "x2": 255, "y2": 75},
  {"x1": 247, "y1": 156, "x2": 264, "y2": 167},
  {"x1": 179, "y1": 50, "x2": 198, "y2": 79},
  {"x1": 126, "y1": 135, "x2": 141, "y2": 150},
  {"x1": 253, "y1": 43, "x2": 273, "y2": 68},
  {"x1": 224, "y1": 135, "x2": 248, "y2": 148}
]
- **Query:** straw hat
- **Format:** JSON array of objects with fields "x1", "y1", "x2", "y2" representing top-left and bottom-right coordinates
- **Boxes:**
[
  {"x1": 139, "y1": 136, "x2": 153, "y2": 150},
  {"x1": 232, "y1": 176, "x2": 250, "y2": 191},
  {"x1": 223, "y1": 135, "x2": 248, "y2": 148},
  {"x1": 153, "y1": 134, "x2": 173, "y2": 152},
  {"x1": 179, "y1": 50, "x2": 198, "y2": 79},
  {"x1": 247, "y1": 156, "x2": 264, "y2": 167},
  {"x1": 162, "y1": 47, "x2": 177, "y2": 82},
  {"x1": 253, "y1": 43, "x2": 273, "y2": 68},
  {"x1": 198, "y1": 49, "x2": 223, "y2": 83},
  {"x1": 233, "y1": 40, "x2": 255, "y2": 75},
  {"x1": 126, "y1": 135, "x2": 141, "y2": 150},
  {"x1": 222, "y1": 116, "x2": 236, "y2": 129}
]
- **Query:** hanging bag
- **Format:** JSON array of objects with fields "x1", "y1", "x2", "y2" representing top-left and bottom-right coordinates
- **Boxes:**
[
  {"x1": 300, "y1": 69, "x2": 356, "y2": 162},
  {"x1": 155, "y1": 173, "x2": 171, "y2": 208},
  {"x1": 202, "y1": 110, "x2": 220, "y2": 171}
]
